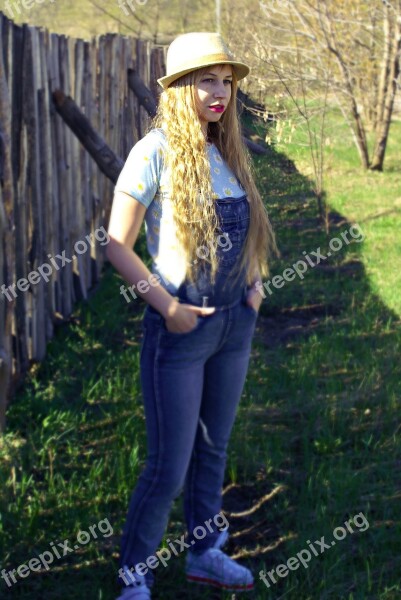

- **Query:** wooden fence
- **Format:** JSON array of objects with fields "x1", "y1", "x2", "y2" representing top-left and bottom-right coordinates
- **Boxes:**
[{"x1": 0, "y1": 12, "x2": 165, "y2": 430}]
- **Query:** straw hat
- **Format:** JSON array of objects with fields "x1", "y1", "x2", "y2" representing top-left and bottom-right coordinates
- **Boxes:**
[{"x1": 157, "y1": 32, "x2": 250, "y2": 89}]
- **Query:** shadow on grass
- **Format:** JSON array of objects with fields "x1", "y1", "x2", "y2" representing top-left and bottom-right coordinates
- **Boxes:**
[{"x1": 0, "y1": 146, "x2": 400, "y2": 599}]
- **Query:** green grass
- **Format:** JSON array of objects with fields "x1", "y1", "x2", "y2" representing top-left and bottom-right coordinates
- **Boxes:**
[
  {"x1": 264, "y1": 107, "x2": 401, "y2": 315},
  {"x1": 1, "y1": 111, "x2": 401, "y2": 599}
]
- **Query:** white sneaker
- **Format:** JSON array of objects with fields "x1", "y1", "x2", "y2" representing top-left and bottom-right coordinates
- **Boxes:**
[
  {"x1": 116, "y1": 567, "x2": 151, "y2": 599},
  {"x1": 185, "y1": 529, "x2": 254, "y2": 592}
]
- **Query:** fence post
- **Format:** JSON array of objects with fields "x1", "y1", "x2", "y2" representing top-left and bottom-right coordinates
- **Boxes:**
[{"x1": 0, "y1": 14, "x2": 15, "y2": 432}]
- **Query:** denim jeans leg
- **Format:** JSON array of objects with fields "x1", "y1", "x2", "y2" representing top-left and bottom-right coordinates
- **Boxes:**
[
  {"x1": 119, "y1": 316, "x2": 211, "y2": 587},
  {"x1": 183, "y1": 298, "x2": 257, "y2": 552}
]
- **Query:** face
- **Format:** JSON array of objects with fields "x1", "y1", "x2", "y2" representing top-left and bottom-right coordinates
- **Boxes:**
[{"x1": 195, "y1": 65, "x2": 233, "y2": 133}]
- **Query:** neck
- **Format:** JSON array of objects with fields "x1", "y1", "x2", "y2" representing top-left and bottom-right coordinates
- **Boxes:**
[{"x1": 203, "y1": 129, "x2": 212, "y2": 146}]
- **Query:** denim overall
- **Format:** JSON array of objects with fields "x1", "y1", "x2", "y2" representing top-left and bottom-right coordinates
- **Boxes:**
[{"x1": 118, "y1": 194, "x2": 258, "y2": 589}]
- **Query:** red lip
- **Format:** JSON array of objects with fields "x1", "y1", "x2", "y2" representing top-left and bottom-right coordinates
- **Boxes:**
[{"x1": 209, "y1": 105, "x2": 225, "y2": 113}]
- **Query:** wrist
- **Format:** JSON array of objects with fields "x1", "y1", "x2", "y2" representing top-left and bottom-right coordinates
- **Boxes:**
[
  {"x1": 247, "y1": 267, "x2": 262, "y2": 288},
  {"x1": 247, "y1": 278, "x2": 262, "y2": 291},
  {"x1": 160, "y1": 297, "x2": 179, "y2": 320}
]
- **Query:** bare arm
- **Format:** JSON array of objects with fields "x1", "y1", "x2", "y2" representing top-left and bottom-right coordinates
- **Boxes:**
[{"x1": 106, "y1": 191, "x2": 178, "y2": 320}]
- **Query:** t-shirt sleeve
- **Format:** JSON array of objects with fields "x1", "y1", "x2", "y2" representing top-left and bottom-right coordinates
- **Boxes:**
[{"x1": 114, "y1": 131, "x2": 165, "y2": 209}]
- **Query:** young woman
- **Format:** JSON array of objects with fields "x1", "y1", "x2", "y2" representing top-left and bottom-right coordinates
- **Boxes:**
[{"x1": 107, "y1": 31, "x2": 278, "y2": 599}]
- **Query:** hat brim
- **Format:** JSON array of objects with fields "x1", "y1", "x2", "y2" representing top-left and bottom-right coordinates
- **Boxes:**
[{"x1": 157, "y1": 60, "x2": 250, "y2": 89}]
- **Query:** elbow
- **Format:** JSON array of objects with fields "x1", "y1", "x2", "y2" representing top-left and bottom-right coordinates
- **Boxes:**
[
  {"x1": 105, "y1": 236, "x2": 120, "y2": 264},
  {"x1": 105, "y1": 236, "x2": 133, "y2": 266}
]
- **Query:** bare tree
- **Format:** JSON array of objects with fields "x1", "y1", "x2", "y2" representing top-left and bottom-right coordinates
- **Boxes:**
[
  {"x1": 370, "y1": 0, "x2": 401, "y2": 169},
  {"x1": 262, "y1": 1, "x2": 333, "y2": 227},
  {"x1": 234, "y1": 0, "x2": 401, "y2": 171}
]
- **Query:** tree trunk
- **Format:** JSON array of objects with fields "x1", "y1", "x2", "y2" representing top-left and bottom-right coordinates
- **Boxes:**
[
  {"x1": 321, "y1": 1, "x2": 371, "y2": 169},
  {"x1": 351, "y1": 104, "x2": 370, "y2": 170},
  {"x1": 375, "y1": 3, "x2": 392, "y2": 130},
  {"x1": 370, "y1": 5, "x2": 401, "y2": 171}
]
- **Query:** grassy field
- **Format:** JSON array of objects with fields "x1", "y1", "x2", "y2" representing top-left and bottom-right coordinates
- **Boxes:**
[{"x1": 0, "y1": 114, "x2": 400, "y2": 599}]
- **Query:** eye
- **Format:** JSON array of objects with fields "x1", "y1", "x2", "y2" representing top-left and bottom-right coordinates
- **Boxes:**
[{"x1": 200, "y1": 77, "x2": 232, "y2": 85}]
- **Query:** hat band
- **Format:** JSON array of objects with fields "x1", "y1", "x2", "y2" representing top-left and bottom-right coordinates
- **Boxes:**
[{"x1": 167, "y1": 52, "x2": 236, "y2": 76}]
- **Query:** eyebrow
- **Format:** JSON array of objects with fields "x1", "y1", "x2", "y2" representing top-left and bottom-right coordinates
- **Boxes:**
[{"x1": 203, "y1": 72, "x2": 233, "y2": 78}]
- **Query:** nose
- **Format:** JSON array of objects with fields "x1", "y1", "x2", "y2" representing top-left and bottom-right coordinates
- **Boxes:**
[{"x1": 214, "y1": 80, "x2": 227, "y2": 99}]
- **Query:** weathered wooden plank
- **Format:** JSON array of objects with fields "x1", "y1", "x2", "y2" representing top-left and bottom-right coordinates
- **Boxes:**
[
  {"x1": 72, "y1": 37, "x2": 86, "y2": 301},
  {"x1": 125, "y1": 37, "x2": 137, "y2": 154},
  {"x1": 14, "y1": 24, "x2": 33, "y2": 372},
  {"x1": 150, "y1": 46, "x2": 164, "y2": 103},
  {"x1": 29, "y1": 25, "x2": 47, "y2": 361},
  {"x1": 58, "y1": 34, "x2": 74, "y2": 317},
  {"x1": 109, "y1": 35, "x2": 118, "y2": 156},
  {"x1": 49, "y1": 33, "x2": 63, "y2": 318},
  {"x1": 82, "y1": 41, "x2": 93, "y2": 291},
  {"x1": 90, "y1": 36, "x2": 102, "y2": 283},
  {"x1": 0, "y1": 13, "x2": 15, "y2": 430},
  {"x1": 39, "y1": 27, "x2": 55, "y2": 343}
]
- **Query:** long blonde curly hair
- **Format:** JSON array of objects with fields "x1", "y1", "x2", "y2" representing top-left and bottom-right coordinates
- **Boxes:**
[{"x1": 150, "y1": 64, "x2": 278, "y2": 287}]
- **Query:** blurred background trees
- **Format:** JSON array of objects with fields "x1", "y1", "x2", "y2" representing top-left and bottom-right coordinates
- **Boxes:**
[
  {"x1": 2, "y1": 0, "x2": 399, "y2": 172},
  {"x1": 230, "y1": 0, "x2": 401, "y2": 172}
]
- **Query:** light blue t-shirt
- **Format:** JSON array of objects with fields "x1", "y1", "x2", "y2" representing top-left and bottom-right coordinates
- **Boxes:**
[{"x1": 114, "y1": 128, "x2": 246, "y2": 292}]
